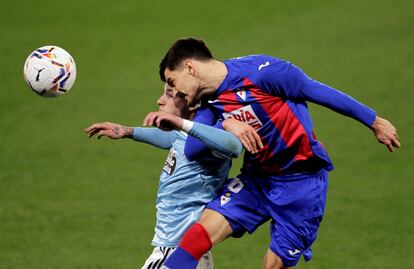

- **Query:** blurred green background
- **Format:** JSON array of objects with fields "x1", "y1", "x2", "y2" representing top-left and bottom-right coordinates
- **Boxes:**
[{"x1": 1, "y1": 0, "x2": 413, "y2": 268}]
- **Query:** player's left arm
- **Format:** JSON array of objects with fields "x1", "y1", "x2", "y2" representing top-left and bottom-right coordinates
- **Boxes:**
[
  {"x1": 84, "y1": 122, "x2": 133, "y2": 139},
  {"x1": 295, "y1": 68, "x2": 400, "y2": 152},
  {"x1": 261, "y1": 60, "x2": 400, "y2": 152},
  {"x1": 83, "y1": 121, "x2": 176, "y2": 149}
]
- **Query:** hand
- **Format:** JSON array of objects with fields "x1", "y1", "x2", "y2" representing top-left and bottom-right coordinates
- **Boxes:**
[
  {"x1": 222, "y1": 118, "x2": 263, "y2": 154},
  {"x1": 371, "y1": 116, "x2": 400, "y2": 152},
  {"x1": 83, "y1": 122, "x2": 133, "y2": 139},
  {"x1": 143, "y1": 112, "x2": 184, "y2": 131}
]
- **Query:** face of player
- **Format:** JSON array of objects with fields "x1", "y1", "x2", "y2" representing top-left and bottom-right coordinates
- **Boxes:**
[
  {"x1": 157, "y1": 84, "x2": 192, "y2": 119},
  {"x1": 164, "y1": 63, "x2": 200, "y2": 107}
]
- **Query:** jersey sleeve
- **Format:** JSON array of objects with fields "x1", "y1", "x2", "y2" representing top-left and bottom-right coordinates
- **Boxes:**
[
  {"x1": 258, "y1": 59, "x2": 376, "y2": 127},
  {"x1": 184, "y1": 106, "x2": 221, "y2": 161},
  {"x1": 132, "y1": 127, "x2": 177, "y2": 149},
  {"x1": 296, "y1": 71, "x2": 377, "y2": 127},
  {"x1": 187, "y1": 122, "x2": 243, "y2": 159},
  {"x1": 256, "y1": 58, "x2": 303, "y2": 99}
]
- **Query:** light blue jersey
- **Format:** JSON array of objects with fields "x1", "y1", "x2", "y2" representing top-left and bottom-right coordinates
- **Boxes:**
[
  {"x1": 154, "y1": 131, "x2": 230, "y2": 246},
  {"x1": 132, "y1": 123, "x2": 242, "y2": 247}
]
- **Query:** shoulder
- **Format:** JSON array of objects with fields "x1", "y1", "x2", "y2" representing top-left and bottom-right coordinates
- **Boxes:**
[
  {"x1": 226, "y1": 55, "x2": 289, "y2": 79},
  {"x1": 225, "y1": 55, "x2": 274, "y2": 70},
  {"x1": 250, "y1": 56, "x2": 295, "y2": 84}
]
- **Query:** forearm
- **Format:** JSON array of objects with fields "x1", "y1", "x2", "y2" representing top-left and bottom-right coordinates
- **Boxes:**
[
  {"x1": 132, "y1": 127, "x2": 175, "y2": 149},
  {"x1": 300, "y1": 79, "x2": 376, "y2": 127},
  {"x1": 182, "y1": 120, "x2": 243, "y2": 158}
]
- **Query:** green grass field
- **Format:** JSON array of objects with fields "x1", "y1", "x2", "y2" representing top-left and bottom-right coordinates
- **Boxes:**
[{"x1": 1, "y1": 0, "x2": 413, "y2": 268}]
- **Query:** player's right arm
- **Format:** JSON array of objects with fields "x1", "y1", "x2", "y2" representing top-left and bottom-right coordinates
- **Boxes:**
[
  {"x1": 183, "y1": 106, "x2": 261, "y2": 159},
  {"x1": 143, "y1": 108, "x2": 245, "y2": 158},
  {"x1": 84, "y1": 122, "x2": 176, "y2": 149}
]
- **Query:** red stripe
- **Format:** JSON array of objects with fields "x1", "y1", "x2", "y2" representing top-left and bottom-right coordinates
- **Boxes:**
[
  {"x1": 247, "y1": 79, "x2": 314, "y2": 162},
  {"x1": 218, "y1": 89, "x2": 244, "y2": 112},
  {"x1": 243, "y1": 78, "x2": 254, "y2": 87}
]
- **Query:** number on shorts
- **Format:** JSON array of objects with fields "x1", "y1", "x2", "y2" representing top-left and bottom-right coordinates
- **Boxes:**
[{"x1": 228, "y1": 178, "x2": 244, "y2": 193}]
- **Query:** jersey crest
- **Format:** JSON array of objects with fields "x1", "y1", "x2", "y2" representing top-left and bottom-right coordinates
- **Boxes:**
[{"x1": 235, "y1": 88, "x2": 247, "y2": 100}]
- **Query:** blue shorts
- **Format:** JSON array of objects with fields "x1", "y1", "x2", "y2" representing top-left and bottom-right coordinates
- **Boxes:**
[{"x1": 206, "y1": 169, "x2": 328, "y2": 267}]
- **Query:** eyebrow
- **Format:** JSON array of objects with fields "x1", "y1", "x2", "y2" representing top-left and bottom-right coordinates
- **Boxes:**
[
  {"x1": 166, "y1": 78, "x2": 174, "y2": 86},
  {"x1": 175, "y1": 91, "x2": 187, "y2": 98}
]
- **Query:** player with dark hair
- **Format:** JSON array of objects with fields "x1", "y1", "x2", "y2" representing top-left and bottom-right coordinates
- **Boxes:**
[{"x1": 155, "y1": 38, "x2": 400, "y2": 269}]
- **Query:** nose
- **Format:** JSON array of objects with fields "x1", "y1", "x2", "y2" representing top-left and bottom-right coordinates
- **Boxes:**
[{"x1": 157, "y1": 96, "x2": 165, "y2": 106}]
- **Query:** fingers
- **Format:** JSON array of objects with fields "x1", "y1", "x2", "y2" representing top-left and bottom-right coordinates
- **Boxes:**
[
  {"x1": 97, "y1": 129, "x2": 113, "y2": 139},
  {"x1": 83, "y1": 122, "x2": 111, "y2": 137},
  {"x1": 143, "y1": 112, "x2": 166, "y2": 128},
  {"x1": 372, "y1": 116, "x2": 400, "y2": 152},
  {"x1": 144, "y1": 112, "x2": 163, "y2": 128},
  {"x1": 143, "y1": 112, "x2": 158, "y2": 127},
  {"x1": 393, "y1": 131, "x2": 401, "y2": 147},
  {"x1": 155, "y1": 115, "x2": 166, "y2": 128},
  {"x1": 240, "y1": 130, "x2": 263, "y2": 154},
  {"x1": 243, "y1": 128, "x2": 263, "y2": 154},
  {"x1": 387, "y1": 136, "x2": 401, "y2": 152},
  {"x1": 156, "y1": 114, "x2": 179, "y2": 131},
  {"x1": 87, "y1": 128, "x2": 100, "y2": 138},
  {"x1": 245, "y1": 132, "x2": 258, "y2": 153},
  {"x1": 222, "y1": 118, "x2": 263, "y2": 154},
  {"x1": 252, "y1": 130, "x2": 264, "y2": 150},
  {"x1": 394, "y1": 138, "x2": 401, "y2": 148},
  {"x1": 143, "y1": 112, "x2": 179, "y2": 131},
  {"x1": 380, "y1": 134, "x2": 401, "y2": 152},
  {"x1": 386, "y1": 143, "x2": 394, "y2": 152},
  {"x1": 83, "y1": 123, "x2": 100, "y2": 135},
  {"x1": 239, "y1": 136, "x2": 253, "y2": 153}
]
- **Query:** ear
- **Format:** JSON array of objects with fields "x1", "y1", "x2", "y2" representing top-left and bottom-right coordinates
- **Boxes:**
[{"x1": 184, "y1": 60, "x2": 196, "y2": 76}]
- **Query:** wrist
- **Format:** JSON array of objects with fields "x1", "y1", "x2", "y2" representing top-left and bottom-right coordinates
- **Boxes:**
[
  {"x1": 371, "y1": 116, "x2": 381, "y2": 130},
  {"x1": 124, "y1": 127, "x2": 133, "y2": 138},
  {"x1": 181, "y1": 119, "x2": 194, "y2": 132}
]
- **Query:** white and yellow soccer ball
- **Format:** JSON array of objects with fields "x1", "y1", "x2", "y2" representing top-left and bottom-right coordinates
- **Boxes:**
[{"x1": 23, "y1": 45, "x2": 76, "y2": 97}]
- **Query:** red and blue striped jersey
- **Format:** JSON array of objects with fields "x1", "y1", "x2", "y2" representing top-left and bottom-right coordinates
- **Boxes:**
[{"x1": 185, "y1": 55, "x2": 376, "y2": 176}]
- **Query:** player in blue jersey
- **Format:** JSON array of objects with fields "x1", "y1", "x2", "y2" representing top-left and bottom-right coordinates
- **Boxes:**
[
  {"x1": 154, "y1": 38, "x2": 401, "y2": 269},
  {"x1": 84, "y1": 84, "x2": 245, "y2": 269}
]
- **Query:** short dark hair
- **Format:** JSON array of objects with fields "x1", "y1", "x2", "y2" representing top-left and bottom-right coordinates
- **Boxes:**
[{"x1": 159, "y1": 37, "x2": 214, "y2": 81}]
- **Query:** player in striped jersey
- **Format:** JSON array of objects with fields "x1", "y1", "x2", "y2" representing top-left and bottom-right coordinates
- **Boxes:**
[
  {"x1": 156, "y1": 38, "x2": 400, "y2": 269},
  {"x1": 84, "y1": 84, "x2": 245, "y2": 269}
]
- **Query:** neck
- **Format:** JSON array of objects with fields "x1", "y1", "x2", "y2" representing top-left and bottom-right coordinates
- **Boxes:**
[{"x1": 197, "y1": 60, "x2": 227, "y2": 97}]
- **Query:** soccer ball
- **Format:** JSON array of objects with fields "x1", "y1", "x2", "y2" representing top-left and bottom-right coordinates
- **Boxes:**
[{"x1": 23, "y1": 45, "x2": 76, "y2": 97}]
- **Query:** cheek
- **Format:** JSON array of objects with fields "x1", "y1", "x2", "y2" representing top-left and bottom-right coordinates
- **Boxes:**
[
  {"x1": 177, "y1": 76, "x2": 196, "y2": 94},
  {"x1": 175, "y1": 100, "x2": 190, "y2": 116},
  {"x1": 173, "y1": 99, "x2": 185, "y2": 110}
]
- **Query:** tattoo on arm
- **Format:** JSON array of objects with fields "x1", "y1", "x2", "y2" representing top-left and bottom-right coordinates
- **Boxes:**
[
  {"x1": 111, "y1": 125, "x2": 133, "y2": 138},
  {"x1": 113, "y1": 126, "x2": 120, "y2": 136},
  {"x1": 124, "y1": 126, "x2": 133, "y2": 138}
]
